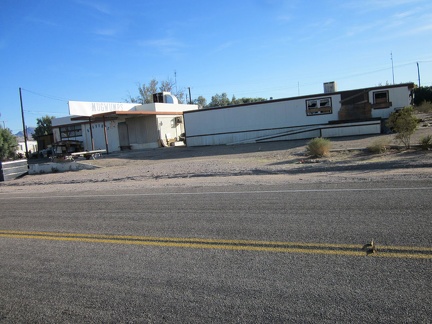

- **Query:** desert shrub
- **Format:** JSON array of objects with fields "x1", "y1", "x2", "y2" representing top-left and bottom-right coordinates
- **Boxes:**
[
  {"x1": 15, "y1": 152, "x2": 25, "y2": 159},
  {"x1": 306, "y1": 137, "x2": 331, "y2": 157},
  {"x1": 367, "y1": 138, "x2": 390, "y2": 154},
  {"x1": 419, "y1": 134, "x2": 432, "y2": 150},
  {"x1": 386, "y1": 106, "x2": 419, "y2": 149}
]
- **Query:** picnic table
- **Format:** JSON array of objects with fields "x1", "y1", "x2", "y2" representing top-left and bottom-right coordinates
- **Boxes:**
[{"x1": 70, "y1": 150, "x2": 106, "y2": 160}]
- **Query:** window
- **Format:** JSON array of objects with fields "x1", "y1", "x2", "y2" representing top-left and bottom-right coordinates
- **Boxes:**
[
  {"x1": 60, "y1": 124, "x2": 82, "y2": 139},
  {"x1": 306, "y1": 97, "x2": 332, "y2": 116},
  {"x1": 372, "y1": 90, "x2": 391, "y2": 109},
  {"x1": 374, "y1": 91, "x2": 388, "y2": 103}
]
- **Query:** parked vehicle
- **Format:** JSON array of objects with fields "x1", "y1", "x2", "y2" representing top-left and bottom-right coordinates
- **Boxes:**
[
  {"x1": 39, "y1": 148, "x2": 52, "y2": 158},
  {"x1": 51, "y1": 140, "x2": 83, "y2": 158}
]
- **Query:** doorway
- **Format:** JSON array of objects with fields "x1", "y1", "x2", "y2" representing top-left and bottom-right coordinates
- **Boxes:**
[{"x1": 118, "y1": 122, "x2": 130, "y2": 150}]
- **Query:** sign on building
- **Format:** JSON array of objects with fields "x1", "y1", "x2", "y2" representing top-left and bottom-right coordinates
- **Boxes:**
[{"x1": 68, "y1": 101, "x2": 138, "y2": 117}]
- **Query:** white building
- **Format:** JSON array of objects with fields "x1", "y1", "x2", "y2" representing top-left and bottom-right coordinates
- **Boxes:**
[
  {"x1": 52, "y1": 93, "x2": 198, "y2": 153},
  {"x1": 16, "y1": 140, "x2": 38, "y2": 155},
  {"x1": 183, "y1": 83, "x2": 414, "y2": 146}
]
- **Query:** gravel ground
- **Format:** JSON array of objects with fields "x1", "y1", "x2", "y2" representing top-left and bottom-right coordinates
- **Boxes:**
[{"x1": 1, "y1": 124, "x2": 432, "y2": 194}]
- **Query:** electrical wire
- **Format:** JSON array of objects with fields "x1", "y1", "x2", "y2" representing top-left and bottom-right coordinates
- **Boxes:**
[{"x1": 20, "y1": 88, "x2": 68, "y2": 102}]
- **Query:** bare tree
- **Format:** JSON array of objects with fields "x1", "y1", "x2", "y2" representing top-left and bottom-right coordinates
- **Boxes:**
[{"x1": 127, "y1": 78, "x2": 187, "y2": 104}]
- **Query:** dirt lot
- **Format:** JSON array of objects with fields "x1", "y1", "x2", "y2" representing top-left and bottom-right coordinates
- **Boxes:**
[{"x1": 2, "y1": 119, "x2": 432, "y2": 194}]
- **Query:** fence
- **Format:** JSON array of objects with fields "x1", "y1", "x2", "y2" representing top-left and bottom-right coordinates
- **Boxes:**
[{"x1": 0, "y1": 159, "x2": 28, "y2": 182}]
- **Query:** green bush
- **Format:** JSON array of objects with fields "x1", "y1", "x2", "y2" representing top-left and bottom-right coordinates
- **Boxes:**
[
  {"x1": 306, "y1": 137, "x2": 331, "y2": 158},
  {"x1": 0, "y1": 128, "x2": 18, "y2": 161},
  {"x1": 419, "y1": 134, "x2": 432, "y2": 150},
  {"x1": 367, "y1": 138, "x2": 390, "y2": 154},
  {"x1": 386, "y1": 106, "x2": 419, "y2": 149}
]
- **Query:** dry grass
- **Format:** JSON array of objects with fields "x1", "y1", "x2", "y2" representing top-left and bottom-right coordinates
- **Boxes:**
[
  {"x1": 415, "y1": 101, "x2": 432, "y2": 113},
  {"x1": 306, "y1": 138, "x2": 331, "y2": 158},
  {"x1": 419, "y1": 134, "x2": 432, "y2": 150},
  {"x1": 367, "y1": 138, "x2": 390, "y2": 154}
]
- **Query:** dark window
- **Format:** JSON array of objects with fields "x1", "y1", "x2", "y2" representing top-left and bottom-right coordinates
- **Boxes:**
[
  {"x1": 372, "y1": 90, "x2": 391, "y2": 108},
  {"x1": 60, "y1": 125, "x2": 82, "y2": 139},
  {"x1": 374, "y1": 91, "x2": 388, "y2": 103},
  {"x1": 306, "y1": 97, "x2": 332, "y2": 116}
]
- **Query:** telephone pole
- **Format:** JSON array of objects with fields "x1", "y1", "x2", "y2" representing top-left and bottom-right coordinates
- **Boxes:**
[
  {"x1": 19, "y1": 87, "x2": 29, "y2": 158},
  {"x1": 417, "y1": 62, "x2": 421, "y2": 87}
]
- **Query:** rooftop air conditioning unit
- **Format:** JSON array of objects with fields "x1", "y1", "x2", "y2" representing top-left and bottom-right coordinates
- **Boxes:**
[
  {"x1": 152, "y1": 92, "x2": 179, "y2": 104},
  {"x1": 153, "y1": 92, "x2": 164, "y2": 103}
]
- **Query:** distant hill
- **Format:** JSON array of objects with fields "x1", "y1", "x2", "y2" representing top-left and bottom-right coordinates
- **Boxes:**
[
  {"x1": 15, "y1": 127, "x2": 35, "y2": 138},
  {"x1": 15, "y1": 127, "x2": 36, "y2": 142}
]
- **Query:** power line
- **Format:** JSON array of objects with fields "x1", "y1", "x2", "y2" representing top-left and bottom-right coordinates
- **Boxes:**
[
  {"x1": 24, "y1": 110, "x2": 66, "y2": 116},
  {"x1": 194, "y1": 59, "x2": 431, "y2": 100},
  {"x1": 21, "y1": 88, "x2": 68, "y2": 102}
]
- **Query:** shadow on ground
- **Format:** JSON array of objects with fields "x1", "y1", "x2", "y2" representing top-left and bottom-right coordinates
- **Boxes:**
[{"x1": 92, "y1": 139, "x2": 310, "y2": 162}]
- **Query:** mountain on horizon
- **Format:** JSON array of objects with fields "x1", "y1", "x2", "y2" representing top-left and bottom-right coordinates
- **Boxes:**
[{"x1": 15, "y1": 127, "x2": 35, "y2": 138}]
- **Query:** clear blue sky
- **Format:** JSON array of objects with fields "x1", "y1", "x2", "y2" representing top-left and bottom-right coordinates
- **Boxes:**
[{"x1": 1, "y1": 0, "x2": 431, "y2": 134}]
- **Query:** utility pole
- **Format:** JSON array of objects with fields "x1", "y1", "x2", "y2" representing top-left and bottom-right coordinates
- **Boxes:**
[
  {"x1": 391, "y1": 52, "x2": 395, "y2": 85},
  {"x1": 188, "y1": 87, "x2": 192, "y2": 104},
  {"x1": 417, "y1": 62, "x2": 421, "y2": 87},
  {"x1": 19, "y1": 87, "x2": 29, "y2": 159}
]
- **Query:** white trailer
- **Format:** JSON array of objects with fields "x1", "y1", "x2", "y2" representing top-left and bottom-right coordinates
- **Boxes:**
[{"x1": 183, "y1": 83, "x2": 414, "y2": 146}]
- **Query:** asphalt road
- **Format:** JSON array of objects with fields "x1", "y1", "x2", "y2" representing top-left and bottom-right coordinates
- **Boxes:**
[{"x1": 1, "y1": 181, "x2": 431, "y2": 323}]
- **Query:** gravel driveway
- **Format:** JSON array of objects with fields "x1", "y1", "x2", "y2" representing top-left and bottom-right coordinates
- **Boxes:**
[{"x1": 2, "y1": 126, "x2": 431, "y2": 193}]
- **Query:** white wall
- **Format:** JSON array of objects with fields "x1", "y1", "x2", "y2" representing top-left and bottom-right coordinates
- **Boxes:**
[
  {"x1": 184, "y1": 95, "x2": 341, "y2": 145},
  {"x1": 83, "y1": 120, "x2": 119, "y2": 152},
  {"x1": 158, "y1": 116, "x2": 184, "y2": 141},
  {"x1": 184, "y1": 84, "x2": 412, "y2": 146},
  {"x1": 185, "y1": 95, "x2": 341, "y2": 137},
  {"x1": 52, "y1": 116, "x2": 83, "y2": 127},
  {"x1": 321, "y1": 121, "x2": 381, "y2": 138},
  {"x1": 17, "y1": 141, "x2": 38, "y2": 153},
  {"x1": 370, "y1": 87, "x2": 412, "y2": 119},
  {"x1": 135, "y1": 103, "x2": 198, "y2": 113}
]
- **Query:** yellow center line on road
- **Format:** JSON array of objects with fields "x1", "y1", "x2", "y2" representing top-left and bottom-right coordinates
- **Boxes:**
[{"x1": 1, "y1": 230, "x2": 431, "y2": 259}]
